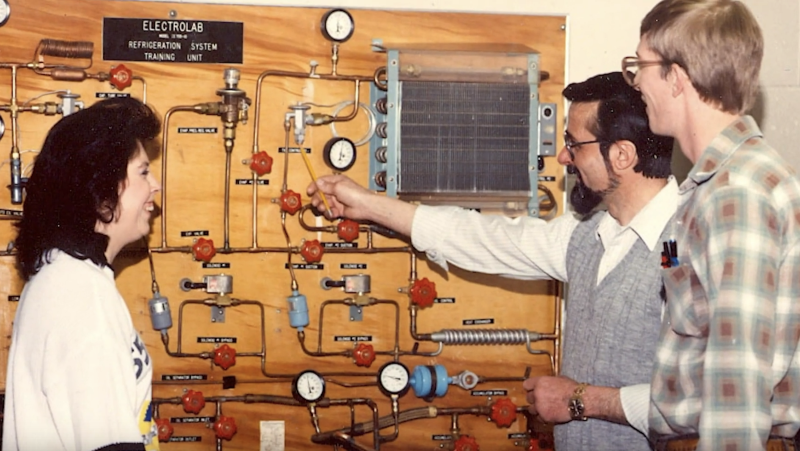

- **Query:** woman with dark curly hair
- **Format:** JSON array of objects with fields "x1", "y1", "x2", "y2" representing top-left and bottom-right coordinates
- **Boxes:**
[{"x1": 3, "y1": 97, "x2": 163, "y2": 451}]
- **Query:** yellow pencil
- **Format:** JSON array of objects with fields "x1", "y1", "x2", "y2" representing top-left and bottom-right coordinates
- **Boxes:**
[{"x1": 299, "y1": 149, "x2": 334, "y2": 217}]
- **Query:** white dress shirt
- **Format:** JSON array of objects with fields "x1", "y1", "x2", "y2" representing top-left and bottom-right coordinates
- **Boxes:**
[{"x1": 410, "y1": 176, "x2": 680, "y2": 436}]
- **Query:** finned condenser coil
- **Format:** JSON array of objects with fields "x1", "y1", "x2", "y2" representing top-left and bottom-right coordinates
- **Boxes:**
[{"x1": 368, "y1": 44, "x2": 556, "y2": 216}]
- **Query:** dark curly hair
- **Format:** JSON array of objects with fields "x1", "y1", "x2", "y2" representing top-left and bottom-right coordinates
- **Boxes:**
[
  {"x1": 15, "y1": 97, "x2": 161, "y2": 280},
  {"x1": 562, "y1": 71, "x2": 674, "y2": 178}
]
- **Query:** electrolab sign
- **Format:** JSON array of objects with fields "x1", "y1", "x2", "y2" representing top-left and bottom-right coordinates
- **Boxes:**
[{"x1": 102, "y1": 18, "x2": 243, "y2": 63}]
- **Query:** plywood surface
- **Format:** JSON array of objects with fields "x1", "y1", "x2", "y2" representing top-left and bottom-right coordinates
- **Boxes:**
[{"x1": 0, "y1": 1, "x2": 566, "y2": 449}]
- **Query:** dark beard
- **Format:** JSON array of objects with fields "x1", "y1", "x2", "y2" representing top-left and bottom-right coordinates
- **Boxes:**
[{"x1": 569, "y1": 170, "x2": 605, "y2": 215}]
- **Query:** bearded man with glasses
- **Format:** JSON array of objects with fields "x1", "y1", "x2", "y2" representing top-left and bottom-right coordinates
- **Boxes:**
[{"x1": 307, "y1": 72, "x2": 675, "y2": 450}]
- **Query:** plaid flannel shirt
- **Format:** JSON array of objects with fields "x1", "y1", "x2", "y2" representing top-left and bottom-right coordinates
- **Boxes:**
[{"x1": 649, "y1": 116, "x2": 800, "y2": 450}]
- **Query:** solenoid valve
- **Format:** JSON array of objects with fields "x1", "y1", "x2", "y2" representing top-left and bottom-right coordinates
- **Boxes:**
[
  {"x1": 320, "y1": 274, "x2": 371, "y2": 294},
  {"x1": 58, "y1": 91, "x2": 83, "y2": 116},
  {"x1": 180, "y1": 274, "x2": 233, "y2": 295}
]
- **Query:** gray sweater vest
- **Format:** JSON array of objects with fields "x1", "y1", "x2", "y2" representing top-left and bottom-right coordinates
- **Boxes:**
[{"x1": 555, "y1": 212, "x2": 668, "y2": 451}]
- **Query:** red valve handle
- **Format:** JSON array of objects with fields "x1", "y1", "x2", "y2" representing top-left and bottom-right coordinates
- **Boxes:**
[
  {"x1": 109, "y1": 64, "x2": 133, "y2": 90},
  {"x1": 453, "y1": 435, "x2": 480, "y2": 451},
  {"x1": 490, "y1": 397, "x2": 518, "y2": 428},
  {"x1": 192, "y1": 238, "x2": 216, "y2": 263},
  {"x1": 337, "y1": 219, "x2": 359, "y2": 242},
  {"x1": 155, "y1": 418, "x2": 174, "y2": 442},
  {"x1": 300, "y1": 239, "x2": 324, "y2": 263},
  {"x1": 528, "y1": 431, "x2": 555, "y2": 451},
  {"x1": 352, "y1": 342, "x2": 376, "y2": 367},
  {"x1": 181, "y1": 389, "x2": 205, "y2": 414},
  {"x1": 280, "y1": 190, "x2": 302, "y2": 215},
  {"x1": 250, "y1": 151, "x2": 273, "y2": 176},
  {"x1": 409, "y1": 277, "x2": 437, "y2": 308},
  {"x1": 213, "y1": 415, "x2": 237, "y2": 440},
  {"x1": 213, "y1": 344, "x2": 237, "y2": 370}
]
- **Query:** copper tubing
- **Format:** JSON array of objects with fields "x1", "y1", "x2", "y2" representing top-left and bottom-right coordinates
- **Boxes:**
[
  {"x1": 553, "y1": 280, "x2": 562, "y2": 375},
  {"x1": 147, "y1": 243, "x2": 411, "y2": 254},
  {"x1": 48, "y1": 69, "x2": 87, "y2": 81},
  {"x1": 311, "y1": 404, "x2": 494, "y2": 444},
  {"x1": 161, "y1": 298, "x2": 266, "y2": 360},
  {"x1": 222, "y1": 123, "x2": 233, "y2": 250},
  {"x1": 249, "y1": 69, "x2": 372, "y2": 249},
  {"x1": 297, "y1": 299, "x2": 401, "y2": 359},
  {"x1": 297, "y1": 298, "x2": 438, "y2": 362},
  {"x1": 32, "y1": 39, "x2": 94, "y2": 72},
  {"x1": 132, "y1": 75, "x2": 147, "y2": 105},
  {"x1": 331, "y1": 432, "x2": 373, "y2": 451},
  {"x1": 36, "y1": 39, "x2": 93, "y2": 59},
  {"x1": 298, "y1": 203, "x2": 339, "y2": 233},
  {"x1": 153, "y1": 393, "x2": 303, "y2": 407},
  {"x1": 280, "y1": 210, "x2": 299, "y2": 291},
  {"x1": 158, "y1": 104, "x2": 208, "y2": 249}
]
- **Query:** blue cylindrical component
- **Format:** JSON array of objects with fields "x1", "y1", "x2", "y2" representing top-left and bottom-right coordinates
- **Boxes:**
[
  {"x1": 148, "y1": 292, "x2": 172, "y2": 332},
  {"x1": 433, "y1": 364, "x2": 450, "y2": 397},
  {"x1": 410, "y1": 364, "x2": 452, "y2": 399},
  {"x1": 410, "y1": 365, "x2": 432, "y2": 398},
  {"x1": 287, "y1": 290, "x2": 309, "y2": 331}
]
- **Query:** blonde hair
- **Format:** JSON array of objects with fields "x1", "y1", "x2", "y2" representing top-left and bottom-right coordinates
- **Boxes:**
[{"x1": 641, "y1": 0, "x2": 763, "y2": 114}]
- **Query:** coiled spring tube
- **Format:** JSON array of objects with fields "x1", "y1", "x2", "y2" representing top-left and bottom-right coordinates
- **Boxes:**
[{"x1": 430, "y1": 329, "x2": 540, "y2": 345}]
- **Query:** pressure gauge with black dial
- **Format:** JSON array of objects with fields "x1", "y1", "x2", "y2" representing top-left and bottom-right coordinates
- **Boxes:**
[
  {"x1": 292, "y1": 369, "x2": 326, "y2": 403},
  {"x1": 378, "y1": 361, "x2": 411, "y2": 397},
  {"x1": 323, "y1": 136, "x2": 357, "y2": 172},
  {"x1": 321, "y1": 8, "x2": 354, "y2": 43}
]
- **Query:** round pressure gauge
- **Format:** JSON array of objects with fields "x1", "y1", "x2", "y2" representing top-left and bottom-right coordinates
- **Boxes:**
[
  {"x1": 378, "y1": 361, "x2": 411, "y2": 397},
  {"x1": 0, "y1": 0, "x2": 9, "y2": 27},
  {"x1": 321, "y1": 9, "x2": 354, "y2": 43},
  {"x1": 0, "y1": 116, "x2": 5, "y2": 141},
  {"x1": 292, "y1": 369, "x2": 326, "y2": 403},
  {"x1": 323, "y1": 136, "x2": 357, "y2": 172}
]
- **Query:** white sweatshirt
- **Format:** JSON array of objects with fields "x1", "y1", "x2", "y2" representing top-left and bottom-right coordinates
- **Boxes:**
[{"x1": 3, "y1": 250, "x2": 159, "y2": 451}]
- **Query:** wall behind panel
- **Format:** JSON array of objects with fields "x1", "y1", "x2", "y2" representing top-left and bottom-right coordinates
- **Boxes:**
[{"x1": 0, "y1": 1, "x2": 566, "y2": 450}]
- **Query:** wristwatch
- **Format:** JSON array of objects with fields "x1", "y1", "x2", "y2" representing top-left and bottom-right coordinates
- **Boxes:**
[{"x1": 568, "y1": 382, "x2": 589, "y2": 421}]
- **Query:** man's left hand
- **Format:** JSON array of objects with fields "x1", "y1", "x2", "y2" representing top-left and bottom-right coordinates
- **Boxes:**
[{"x1": 523, "y1": 375, "x2": 579, "y2": 423}]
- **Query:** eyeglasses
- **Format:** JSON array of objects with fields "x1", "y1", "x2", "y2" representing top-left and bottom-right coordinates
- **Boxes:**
[
  {"x1": 621, "y1": 56, "x2": 665, "y2": 86},
  {"x1": 564, "y1": 136, "x2": 603, "y2": 161}
]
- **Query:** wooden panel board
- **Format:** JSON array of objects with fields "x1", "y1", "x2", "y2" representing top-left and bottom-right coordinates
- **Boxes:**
[{"x1": 0, "y1": 1, "x2": 566, "y2": 449}]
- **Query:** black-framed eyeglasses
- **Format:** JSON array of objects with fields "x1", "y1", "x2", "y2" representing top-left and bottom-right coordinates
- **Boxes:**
[
  {"x1": 621, "y1": 56, "x2": 665, "y2": 86},
  {"x1": 564, "y1": 137, "x2": 603, "y2": 161}
]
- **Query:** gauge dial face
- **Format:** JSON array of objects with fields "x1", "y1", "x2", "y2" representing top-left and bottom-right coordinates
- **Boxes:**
[
  {"x1": 378, "y1": 362, "x2": 410, "y2": 396},
  {"x1": 294, "y1": 370, "x2": 326, "y2": 403},
  {"x1": 0, "y1": 0, "x2": 9, "y2": 27},
  {"x1": 323, "y1": 137, "x2": 357, "y2": 171},
  {"x1": 321, "y1": 9, "x2": 354, "y2": 43}
]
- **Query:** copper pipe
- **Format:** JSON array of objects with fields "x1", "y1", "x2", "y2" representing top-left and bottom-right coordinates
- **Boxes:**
[{"x1": 159, "y1": 105, "x2": 205, "y2": 248}]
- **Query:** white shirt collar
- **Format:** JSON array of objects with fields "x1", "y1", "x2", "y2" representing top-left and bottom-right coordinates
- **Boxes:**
[{"x1": 596, "y1": 176, "x2": 680, "y2": 251}]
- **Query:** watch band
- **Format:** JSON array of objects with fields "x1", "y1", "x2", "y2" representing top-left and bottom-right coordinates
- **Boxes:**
[{"x1": 568, "y1": 382, "x2": 589, "y2": 421}]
